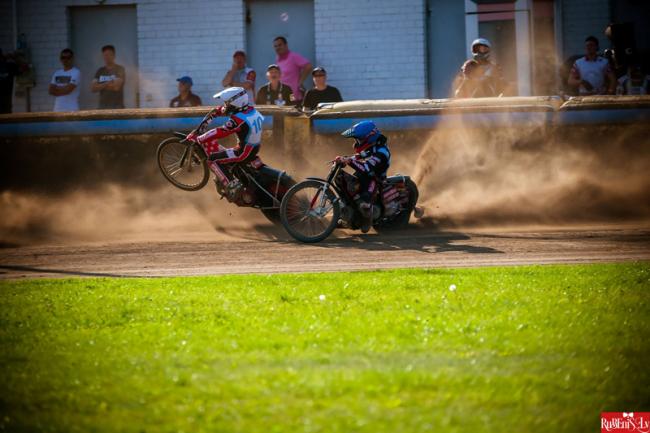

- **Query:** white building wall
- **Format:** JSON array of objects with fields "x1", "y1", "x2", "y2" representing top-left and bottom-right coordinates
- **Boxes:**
[
  {"x1": 313, "y1": 0, "x2": 427, "y2": 100},
  {"x1": 15, "y1": 0, "x2": 244, "y2": 112},
  {"x1": 13, "y1": 0, "x2": 624, "y2": 112},
  {"x1": 559, "y1": 0, "x2": 611, "y2": 58}
]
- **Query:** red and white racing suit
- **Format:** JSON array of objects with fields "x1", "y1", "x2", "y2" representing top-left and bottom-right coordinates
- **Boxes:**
[{"x1": 196, "y1": 106, "x2": 265, "y2": 185}]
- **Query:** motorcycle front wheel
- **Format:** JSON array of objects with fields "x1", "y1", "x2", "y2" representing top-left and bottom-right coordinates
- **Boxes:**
[
  {"x1": 280, "y1": 180, "x2": 340, "y2": 243},
  {"x1": 157, "y1": 137, "x2": 209, "y2": 191}
]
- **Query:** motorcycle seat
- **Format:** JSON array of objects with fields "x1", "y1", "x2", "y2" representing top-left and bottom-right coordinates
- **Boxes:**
[{"x1": 247, "y1": 156, "x2": 265, "y2": 170}]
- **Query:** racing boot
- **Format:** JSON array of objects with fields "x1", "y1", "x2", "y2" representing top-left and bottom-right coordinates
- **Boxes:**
[
  {"x1": 358, "y1": 201, "x2": 373, "y2": 233},
  {"x1": 225, "y1": 179, "x2": 243, "y2": 202}
]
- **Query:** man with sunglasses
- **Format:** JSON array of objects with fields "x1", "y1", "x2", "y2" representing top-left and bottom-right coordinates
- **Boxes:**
[
  {"x1": 301, "y1": 67, "x2": 342, "y2": 111},
  {"x1": 48, "y1": 48, "x2": 81, "y2": 112}
]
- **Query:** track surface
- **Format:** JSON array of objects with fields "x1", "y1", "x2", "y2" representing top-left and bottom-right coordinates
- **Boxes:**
[{"x1": 1, "y1": 225, "x2": 649, "y2": 279}]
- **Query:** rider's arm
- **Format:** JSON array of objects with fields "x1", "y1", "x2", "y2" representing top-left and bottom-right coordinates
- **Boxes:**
[
  {"x1": 195, "y1": 114, "x2": 244, "y2": 143},
  {"x1": 212, "y1": 116, "x2": 244, "y2": 139},
  {"x1": 349, "y1": 151, "x2": 389, "y2": 174},
  {"x1": 222, "y1": 69, "x2": 235, "y2": 87},
  {"x1": 230, "y1": 69, "x2": 256, "y2": 92},
  {"x1": 567, "y1": 63, "x2": 582, "y2": 88}
]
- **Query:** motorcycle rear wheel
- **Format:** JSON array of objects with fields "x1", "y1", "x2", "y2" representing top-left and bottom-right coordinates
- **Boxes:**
[{"x1": 374, "y1": 178, "x2": 419, "y2": 231}]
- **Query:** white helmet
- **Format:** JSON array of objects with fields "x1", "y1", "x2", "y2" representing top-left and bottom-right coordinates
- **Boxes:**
[
  {"x1": 471, "y1": 38, "x2": 491, "y2": 61},
  {"x1": 213, "y1": 86, "x2": 249, "y2": 113}
]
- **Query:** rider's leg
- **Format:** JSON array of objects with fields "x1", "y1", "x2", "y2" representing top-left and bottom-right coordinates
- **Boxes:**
[
  {"x1": 196, "y1": 129, "x2": 230, "y2": 186},
  {"x1": 208, "y1": 150, "x2": 235, "y2": 186},
  {"x1": 354, "y1": 171, "x2": 374, "y2": 206},
  {"x1": 210, "y1": 145, "x2": 260, "y2": 188},
  {"x1": 353, "y1": 171, "x2": 375, "y2": 233}
]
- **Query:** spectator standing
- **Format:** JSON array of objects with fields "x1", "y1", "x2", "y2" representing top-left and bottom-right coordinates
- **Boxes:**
[
  {"x1": 454, "y1": 38, "x2": 505, "y2": 98},
  {"x1": 91, "y1": 45, "x2": 125, "y2": 109},
  {"x1": 222, "y1": 50, "x2": 256, "y2": 103},
  {"x1": 568, "y1": 36, "x2": 616, "y2": 95},
  {"x1": 255, "y1": 64, "x2": 294, "y2": 106},
  {"x1": 0, "y1": 49, "x2": 19, "y2": 114},
  {"x1": 273, "y1": 36, "x2": 312, "y2": 102},
  {"x1": 301, "y1": 67, "x2": 342, "y2": 111},
  {"x1": 169, "y1": 76, "x2": 202, "y2": 107},
  {"x1": 48, "y1": 48, "x2": 81, "y2": 112}
]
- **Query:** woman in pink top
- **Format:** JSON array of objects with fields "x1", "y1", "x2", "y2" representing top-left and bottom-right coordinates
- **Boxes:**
[{"x1": 273, "y1": 36, "x2": 312, "y2": 102}]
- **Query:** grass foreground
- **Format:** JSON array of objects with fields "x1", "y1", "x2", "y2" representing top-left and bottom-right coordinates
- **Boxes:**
[{"x1": 1, "y1": 263, "x2": 649, "y2": 433}]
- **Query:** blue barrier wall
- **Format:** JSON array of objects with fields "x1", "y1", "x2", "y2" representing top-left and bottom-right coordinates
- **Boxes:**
[{"x1": 0, "y1": 115, "x2": 274, "y2": 137}]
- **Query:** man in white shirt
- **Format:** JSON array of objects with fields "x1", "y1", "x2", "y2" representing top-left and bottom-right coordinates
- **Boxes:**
[
  {"x1": 568, "y1": 36, "x2": 616, "y2": 95},
  {"x1": 48, "y1": 48, "x2": 81, "y2": 112}
]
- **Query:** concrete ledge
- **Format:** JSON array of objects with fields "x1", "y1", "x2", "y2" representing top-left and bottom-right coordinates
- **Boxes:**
[{"x1": 2, "y1": 96, "x2": 650, "y2": 137}]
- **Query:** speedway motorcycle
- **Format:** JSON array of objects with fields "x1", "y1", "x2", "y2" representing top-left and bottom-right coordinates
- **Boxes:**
[
  {"x1": 280, "y1": 157, "x2": 422, "y2": 243},
  {"x1": 157, "y1": 109, "x2": 295, "y2": 223}
]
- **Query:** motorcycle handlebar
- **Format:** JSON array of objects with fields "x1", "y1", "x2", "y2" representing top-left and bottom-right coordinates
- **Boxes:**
[{"x1": 327, "y1": 156, "x2": 353, "y2": 165}]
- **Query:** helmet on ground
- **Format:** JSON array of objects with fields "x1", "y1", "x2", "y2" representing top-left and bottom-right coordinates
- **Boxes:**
[
  {"x1": 213, "y1": 86, "x2": 249, "y2": 113},
  {"x1": 341, "y1": 120, "x2": 380, "y2": 152},
  {"x1": 471, "y1": 38, "x2": 491, "y2": 61}
]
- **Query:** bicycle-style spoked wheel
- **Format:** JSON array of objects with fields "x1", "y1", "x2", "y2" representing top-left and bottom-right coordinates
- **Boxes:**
[
  {"x1": 157, "y1": 137, "x2": 209, "y2": 191},
  {"x1": 280, "y1": 180, "x2": 340, "y2": 243}
]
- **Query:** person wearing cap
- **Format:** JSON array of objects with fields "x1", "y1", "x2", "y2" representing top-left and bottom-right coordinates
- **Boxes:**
[
  {"x1": 454, "y1": 38, "x2": 505, "y2": 98},
  {"x1": 169, "y1": 76, "x2": 202, "y2": 107},
  {"x1": 301, "y1": 67, "x2": 342, "y2": 111},
  {"x1": 222, "y1": 50, "x2": 256, "y2": 103},
  {"x1": 255, "y1": 64, "x2": 295, "y2": 106}
]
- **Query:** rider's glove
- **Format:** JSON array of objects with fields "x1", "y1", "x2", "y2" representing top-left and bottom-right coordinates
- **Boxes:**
[
  {"x1": 335, "y1": 156, "x2": 350, "y2": 165},
  {"x1": 186, "y1": 131, "x2": 198, "y2": 142}
]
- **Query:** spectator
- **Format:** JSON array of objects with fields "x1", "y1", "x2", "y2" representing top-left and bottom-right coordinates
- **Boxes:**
[
  {"x1": 273, "y1": 36, "x2": 312, "y2": 102},
  {"x1": 222, "y1": 50, "x2": 255, "y2": 103},
  {"x1": 169, "y1": 76, "x2": 202, "y2": 107},
  {"x1": 616, "y1": 64, "x2": 650, "y2": 95},
  {"x1": 48, "y1": 48, "x2": 81, "y2": 112},
  {"x1": 301, "y1": 67, "x2": 342, "y2": 111},
  {"x1": 454, "y1": 38, "x2": 505, "y2": 98},
  {"x1": 91, "y1": 45, "x2": 125, "y2": 109},
  {"x1": 0, "y1": 48, "x2": 18, "y2": 114},
  {"x1": 255, "y1": 64, "x2": 295, "y2": 106},
  {"x1": 568, "y1": 36, "x2": 616, "y2": 95}
]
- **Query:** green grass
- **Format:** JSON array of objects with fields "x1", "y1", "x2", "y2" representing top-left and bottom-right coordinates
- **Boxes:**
[{"x1": 1, "y1": 263, "x2": 649, "y2": 433}]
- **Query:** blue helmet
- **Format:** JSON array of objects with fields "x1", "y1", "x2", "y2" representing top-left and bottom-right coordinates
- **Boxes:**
[{"x1": 341, "y1": 120, "x2": 381, "y2": 152}]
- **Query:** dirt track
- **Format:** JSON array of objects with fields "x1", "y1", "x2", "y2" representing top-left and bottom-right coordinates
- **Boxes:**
[{"x1": 1, "y1": 225, "x2": 648, "y2": 279}]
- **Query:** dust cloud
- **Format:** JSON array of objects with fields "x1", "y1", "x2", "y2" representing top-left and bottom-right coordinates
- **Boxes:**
[
  {"x1": 0, "y1": 184, "x2": 271, "y2": 246},
  {"x1": 2, "y1": 114, "x2": 649, "y2": 247},
  {"x1": 412, "y1": 116, "x2": 650, "y2": 228}
]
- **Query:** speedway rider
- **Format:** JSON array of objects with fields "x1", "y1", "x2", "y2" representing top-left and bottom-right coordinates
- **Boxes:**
[
  {"x1": 337, "y1": 120, "x2": 391, "y2": 233},
  {"x1": 454, "y1": 38, "x2": 505, "y2": 98},
  {"x1": 187, "y1": 86, "x2": 264, "y2": 195}
]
